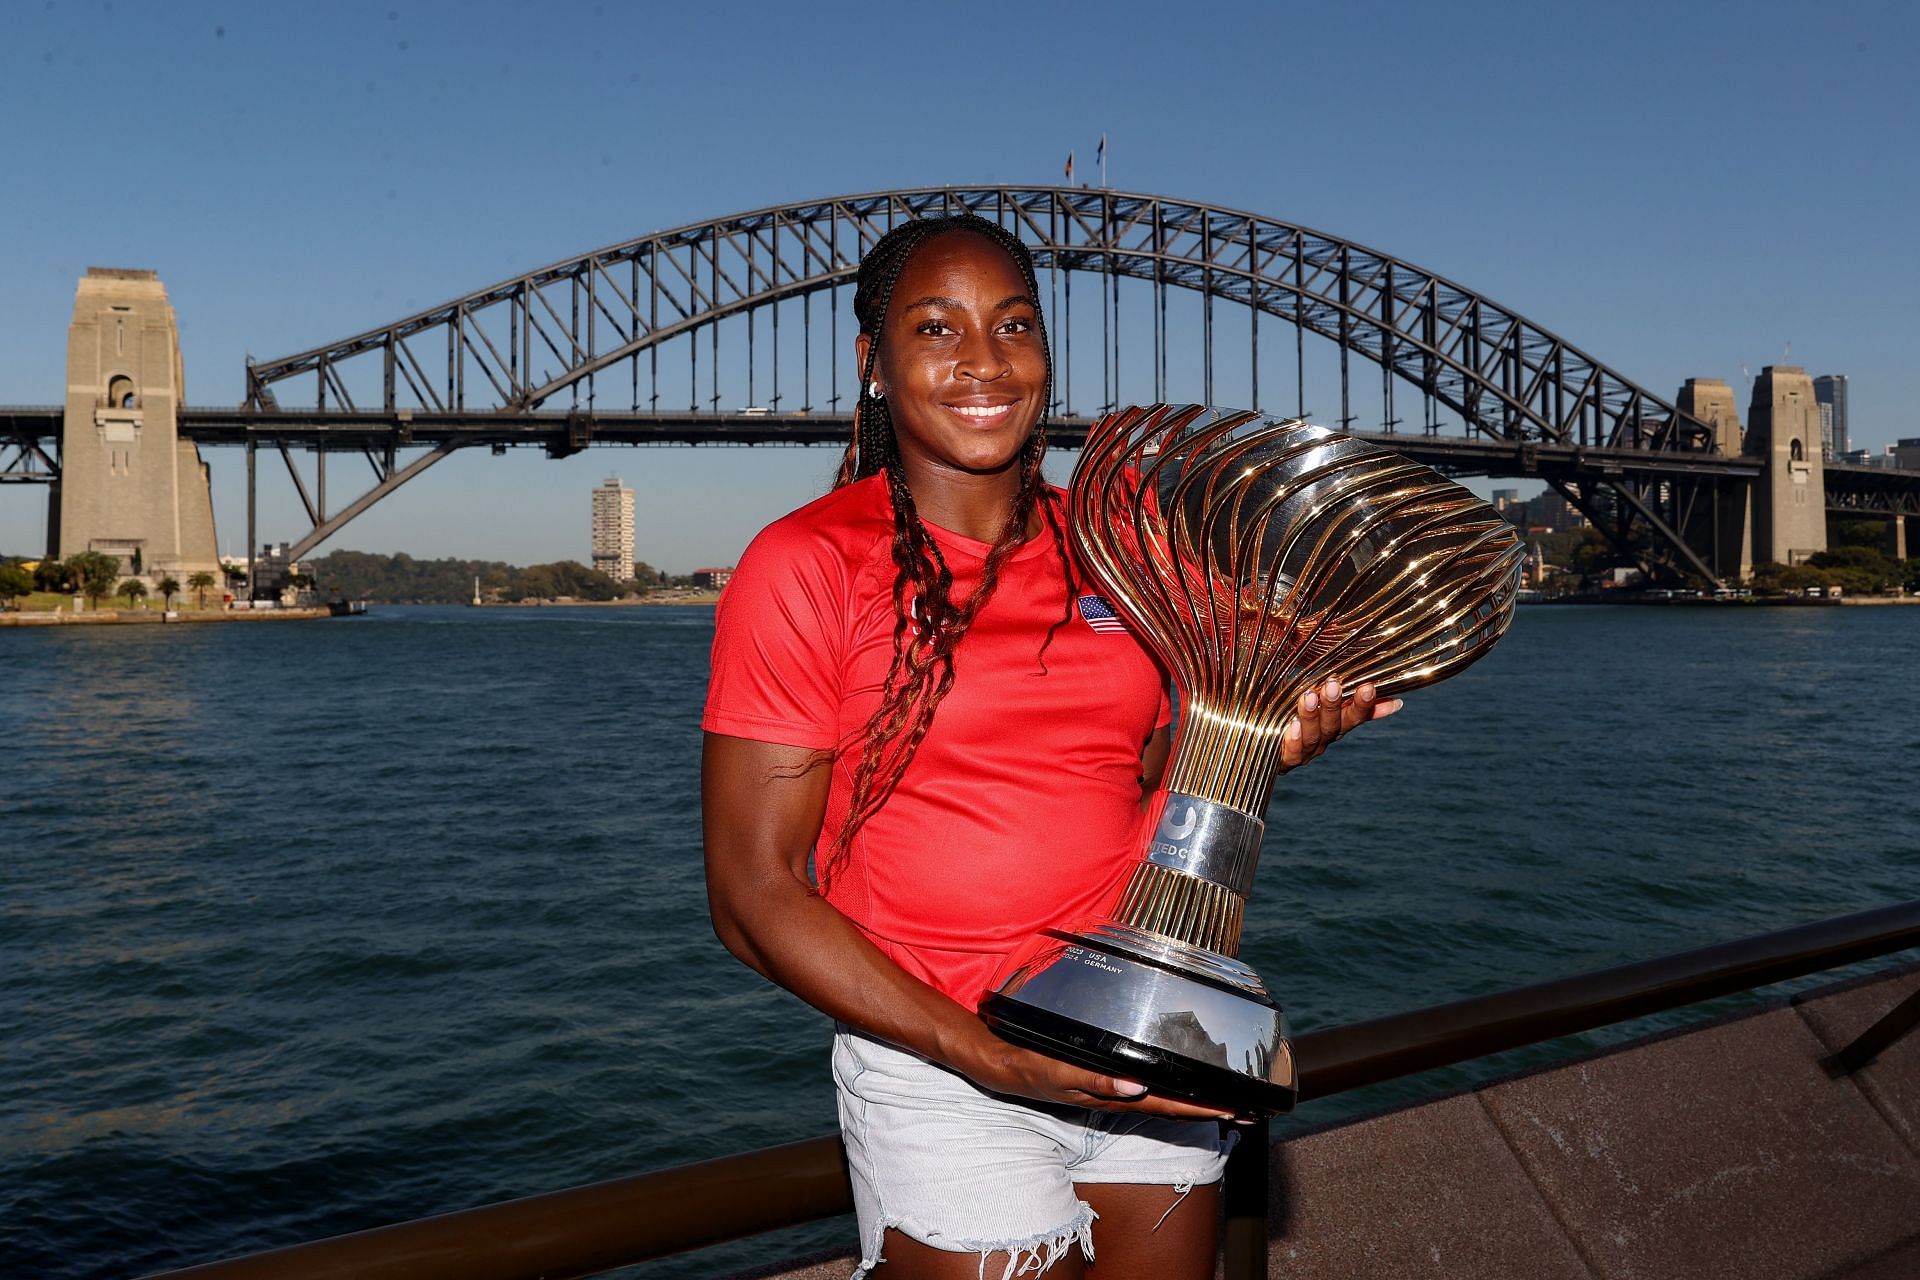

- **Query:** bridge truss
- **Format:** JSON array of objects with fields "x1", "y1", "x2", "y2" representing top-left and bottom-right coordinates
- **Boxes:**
[{"x1": 237, "y1": 186, "x2": 1748, "y2": 580}]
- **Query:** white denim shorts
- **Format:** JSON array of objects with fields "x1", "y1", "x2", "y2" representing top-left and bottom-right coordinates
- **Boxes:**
[{"x1": 831, "y1": 1026, "x2": 1235, "y2": 1280}]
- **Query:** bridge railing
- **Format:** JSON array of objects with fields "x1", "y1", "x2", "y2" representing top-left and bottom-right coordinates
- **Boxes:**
[{"x1": 141, "y1": 898, "x2": 1920, "y2": 1280}]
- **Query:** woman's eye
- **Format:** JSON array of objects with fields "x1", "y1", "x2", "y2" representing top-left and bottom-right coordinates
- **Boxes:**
[
  {"x1": 917, "y1": 320, "x2": 953, "y2": 336},
  {"x1": 1000, "y1": 317, "x2": 1034, "y2": 334}
]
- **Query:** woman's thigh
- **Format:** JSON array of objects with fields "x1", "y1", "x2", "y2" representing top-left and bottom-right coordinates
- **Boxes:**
[
  {"x1": 872, "y1": 1183, "x2": 1217, "y2": 1280},
  {"x1": 1081, "y1": 1181, "x2": 1219, "y2": 1280}
]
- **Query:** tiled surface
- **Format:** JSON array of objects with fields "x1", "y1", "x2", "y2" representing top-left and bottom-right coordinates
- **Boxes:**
[
  {"x1": 1481, "y1": 1006, "x2": 1920, "y2": 1280},
  {"x1": 1265, "y1": 1091, "x2": 1592, "y2": 1279},
  {"x1": 1795, "y1": 972, "x2": 1920, "y2": 1157}
]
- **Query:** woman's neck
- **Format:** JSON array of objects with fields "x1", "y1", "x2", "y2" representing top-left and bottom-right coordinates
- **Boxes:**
[{"x1": 900, "y1": 461, "x2": 1036, "y2": 544}]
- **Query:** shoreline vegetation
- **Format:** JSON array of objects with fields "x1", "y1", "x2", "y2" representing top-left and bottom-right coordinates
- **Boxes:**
[{"x1": 295, "y1": 549, "x2": 703, "y2": 606}]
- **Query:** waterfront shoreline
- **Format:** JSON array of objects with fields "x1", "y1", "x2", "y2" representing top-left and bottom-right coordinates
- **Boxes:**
[
  {"x1": 1539, "y1": 595, "x2": 1920, "y2": 608},
  {"x1": 475, "y1": 594, "x2": 720, "y2": 608},
  {"x1": 0, "y1": 606, "x2": 334, "y2": 627}
]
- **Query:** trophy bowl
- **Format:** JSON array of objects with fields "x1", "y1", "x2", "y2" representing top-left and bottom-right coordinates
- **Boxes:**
[{"x1": 980, "y1": 404, "x2": 1526, "y2": 1116}]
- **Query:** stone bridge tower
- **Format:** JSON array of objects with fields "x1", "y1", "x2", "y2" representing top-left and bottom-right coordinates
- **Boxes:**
[
  {"x1": 1676, "y1": 377, "x2": 1753, "y2": 582},
  {"x1": 1746, "y1": 365, "x2": 1827, "y2": 568},
  {"x1": 52, "y1": 269, "x2": 220, "y2": 580}
]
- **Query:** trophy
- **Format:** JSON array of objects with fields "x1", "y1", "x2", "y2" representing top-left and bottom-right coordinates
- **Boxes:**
[{"x1": 980, "y1": 404, "x2": 1525, "y2": 1115}]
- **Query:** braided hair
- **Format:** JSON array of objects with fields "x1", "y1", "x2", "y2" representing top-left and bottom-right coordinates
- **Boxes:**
[{"x1": 816, "y1": 214, "x2": 1077, "y2": 887}]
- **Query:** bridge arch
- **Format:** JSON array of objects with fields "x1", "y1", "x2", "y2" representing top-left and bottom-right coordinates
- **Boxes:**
[
  {"x1": 239, "y1": 186, "x2": 1757, "y2": 584},
  {"x1": 246, "y1": 187, "x2": 1715, "y2": 459}
]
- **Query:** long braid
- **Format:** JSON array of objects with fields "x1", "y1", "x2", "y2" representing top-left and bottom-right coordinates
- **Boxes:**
[{"x1": 817, "y1": 215, "x2": 1066, "y2": 887}]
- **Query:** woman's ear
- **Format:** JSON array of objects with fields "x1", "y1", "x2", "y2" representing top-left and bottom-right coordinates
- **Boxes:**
[{"x1": 854, "y1": 332, "x2": 874, "y2": 395}]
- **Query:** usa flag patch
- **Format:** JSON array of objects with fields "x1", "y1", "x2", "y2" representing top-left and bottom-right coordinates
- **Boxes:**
[{"x1": 1077, "y1": 594, "x2": 1128, "y2": 634}]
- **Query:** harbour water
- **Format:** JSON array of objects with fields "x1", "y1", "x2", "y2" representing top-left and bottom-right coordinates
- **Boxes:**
[{"x1": 4, "y1": 604, "x2": 1916, "y2": 1279}]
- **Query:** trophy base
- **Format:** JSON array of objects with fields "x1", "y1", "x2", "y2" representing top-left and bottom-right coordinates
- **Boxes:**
[{"x1": 981, "y1": 929, "x2": 1297, "y2": 1117}]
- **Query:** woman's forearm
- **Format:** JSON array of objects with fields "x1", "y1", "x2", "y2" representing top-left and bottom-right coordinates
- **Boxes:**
[{"x1": 711, "y1": 865, "x2": 999, "y2": 1076}]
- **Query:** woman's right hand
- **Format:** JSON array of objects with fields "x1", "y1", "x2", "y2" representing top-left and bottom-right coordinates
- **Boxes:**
[{"x1": 953, "y1": 1031, "x2": 1239, "y2": 1121}]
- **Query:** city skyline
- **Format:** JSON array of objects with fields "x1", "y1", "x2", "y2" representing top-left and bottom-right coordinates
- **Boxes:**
[{"x1": 2, "y1": 1, "x2": 1915, "y2": 572}]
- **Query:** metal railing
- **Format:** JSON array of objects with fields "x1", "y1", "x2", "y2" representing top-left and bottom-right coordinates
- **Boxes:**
[{"x1": 148, "y1": 899, "x2": 1920, "y2": 1280}]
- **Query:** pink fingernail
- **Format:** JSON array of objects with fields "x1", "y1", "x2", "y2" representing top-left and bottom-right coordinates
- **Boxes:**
[{"x1": 1302, "y1": 693, "x2": 1318, "y2": 712}]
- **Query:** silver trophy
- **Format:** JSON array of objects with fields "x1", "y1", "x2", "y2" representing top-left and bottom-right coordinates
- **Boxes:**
[{"x1": 981, "y1": 404, "x2": 1525, "y2": 1115}]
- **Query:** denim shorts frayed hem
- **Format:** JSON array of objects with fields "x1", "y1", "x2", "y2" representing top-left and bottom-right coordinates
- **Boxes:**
[{"x1": 832, "y1": 1027, "x2": 1234, "y2": 1279}]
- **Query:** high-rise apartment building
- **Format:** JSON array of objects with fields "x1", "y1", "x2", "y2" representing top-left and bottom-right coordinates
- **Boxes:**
[
  {"x1": 1813, "y1": 374, "x2": 1849, "y2": 460},
  {"x1": 590, "y1": 476, "x2": 635, "y2": 582}
]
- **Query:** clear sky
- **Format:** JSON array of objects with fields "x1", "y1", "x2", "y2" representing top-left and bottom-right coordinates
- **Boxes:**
[{"x1": 2, "y1": 0, "x2": 1914, "y2": 571}]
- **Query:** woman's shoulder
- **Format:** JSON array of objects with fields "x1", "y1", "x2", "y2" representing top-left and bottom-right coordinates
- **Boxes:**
[{"x1": 738, "y1": 474, "x2": 894, "y2": 578}]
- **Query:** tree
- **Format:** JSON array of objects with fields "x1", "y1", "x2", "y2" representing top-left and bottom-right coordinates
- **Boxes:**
[
  {"x1": 33, "y1": 559, "x2": 73, "y2": 593},
  {"x1": 188, "y1": 570, "x2": 216, "y2": 609},
  {"x1": 66, "y1": 551, "x2": 120, "y2": 608},
  {"x1": 119, "y1": 578, "x2": 149, "y2": 607},
  {"x1": 158, "y1": 576, "x2": 181, "y2": 609},
  {"x1": 0, "y1": 562, "x2": 32, "y2": 608}
]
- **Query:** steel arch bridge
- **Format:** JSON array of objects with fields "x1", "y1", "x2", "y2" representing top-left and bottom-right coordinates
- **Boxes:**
[
  {"x1": 248, "y1": 186, "x2": 1712, "y2": 455},
  {"x1": 228, "y1": 185, "x2": 1750, "y2": 580}
]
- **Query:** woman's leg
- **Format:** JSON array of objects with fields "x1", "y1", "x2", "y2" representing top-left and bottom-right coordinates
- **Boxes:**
[
  {"x1": 1079, "y1": 1181, "x2": 1219, "y2": 1280},
  {"x1": 868, "y1": 1183, "x2": 1217, "y2": 1280},
  {"x1": 876, "y1": 1228, "x2": 1088, "y2": 1279}
]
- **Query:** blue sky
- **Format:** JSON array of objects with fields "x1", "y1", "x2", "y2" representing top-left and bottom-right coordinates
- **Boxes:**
[{"x1": 2, "y1": 0, "x2": 1914, "y2": 570}]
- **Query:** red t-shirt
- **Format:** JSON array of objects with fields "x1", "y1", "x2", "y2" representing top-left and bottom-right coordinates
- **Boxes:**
[{"x1": 703, "y1": 474, "x2": 1171, "y2": 1010}]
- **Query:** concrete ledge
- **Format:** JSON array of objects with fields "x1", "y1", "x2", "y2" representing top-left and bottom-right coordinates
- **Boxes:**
[
  {"x1": 1269, "y1": 1091, "x2": 1589, "y2": 1279},
  {"x1": 1794, "y1": 966, "x2": 1920, "y2": 1158},
  {"x1": 1481, "y1": 1002, "x2": 1920, "y2": 1280},
  {"x1": 724, "y1": 963, "x2": 1920, "y2": 1280}
]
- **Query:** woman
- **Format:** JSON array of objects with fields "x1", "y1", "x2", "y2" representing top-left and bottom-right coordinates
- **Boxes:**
[{"x1": 703, "y1": 214, "x2": 1393, "y2": 1279}]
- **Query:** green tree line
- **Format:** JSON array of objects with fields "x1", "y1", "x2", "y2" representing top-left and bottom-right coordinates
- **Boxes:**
[{"x1": 305, "y1": 550, "x2": 682, "y2": 603}]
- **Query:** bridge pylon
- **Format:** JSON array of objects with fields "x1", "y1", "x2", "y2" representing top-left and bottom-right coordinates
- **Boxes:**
[
  {"x1": 1747, "y1": 366, "x2": 1827, "y2": 568},
  {"x1": 53, "y1": 269, "x2": 221, "y2": 583},
  {"x1": 1675, "y1": 378, "x2": 1753, "y2": 582}
]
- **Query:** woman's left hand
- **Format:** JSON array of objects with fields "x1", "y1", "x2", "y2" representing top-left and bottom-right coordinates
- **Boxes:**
[{"x1": 1279, "y1": 677, "x2": 1401, "y2": 771}]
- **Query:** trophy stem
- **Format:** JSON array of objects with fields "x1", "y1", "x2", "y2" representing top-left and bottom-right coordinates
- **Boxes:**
[
  {"x1": 1160, "y1": 700, "x2": 1293, "y2": 818},
  {"x1": 1112, "y1": 862, "x2": 1246, "y2": 956}
]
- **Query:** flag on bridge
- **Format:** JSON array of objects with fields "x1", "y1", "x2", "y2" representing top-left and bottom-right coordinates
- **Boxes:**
[{"x1": 1064, "y1": 150, "x2": 1074, "y2": 182}]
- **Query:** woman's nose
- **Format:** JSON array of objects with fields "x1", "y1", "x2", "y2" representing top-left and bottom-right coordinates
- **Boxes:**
[{"x1": 956, "y1": 328, "x2": 1011, "y2": 381}]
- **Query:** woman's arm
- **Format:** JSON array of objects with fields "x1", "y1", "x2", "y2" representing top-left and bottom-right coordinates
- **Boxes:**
[{"x1": 702, "y1": 730, "x2": 1234, "y2": 1120}]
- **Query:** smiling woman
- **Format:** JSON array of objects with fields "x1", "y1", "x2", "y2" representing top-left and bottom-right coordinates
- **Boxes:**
[{"x1": 698, "y1": 215, "x2": 1388, "y2": 1280}]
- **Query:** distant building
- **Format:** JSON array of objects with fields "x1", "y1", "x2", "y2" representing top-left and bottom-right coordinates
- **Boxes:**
[
  {"x1": 692, "y1": 567, "x2": 735, "y2": 591},
  {"x1": 591, "y1": 476, "x2": 636, "y2": 582},
  {"x1": 1893, "y1": 438, "x2": 1920, "y2": 470},
  {"x1": 1813, "y1": 374, "x2": 1849, "y2": 460},
  {"x1": 1491, "y1": 488, "x2": 1519, "y2": 514},
  {"x1": 1518, "y1": 491, "x2": 1585, "y2": 533}
]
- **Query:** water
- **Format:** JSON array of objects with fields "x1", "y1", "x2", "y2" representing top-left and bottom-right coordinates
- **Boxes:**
[{"x1": 4, "y1": 604, "x2": 1916, "y2": 1278}]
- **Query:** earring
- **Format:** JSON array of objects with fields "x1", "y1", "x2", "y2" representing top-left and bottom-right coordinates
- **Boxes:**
[{"x1": 869, "y1": 381, "x2": 884, "y2": 400}]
